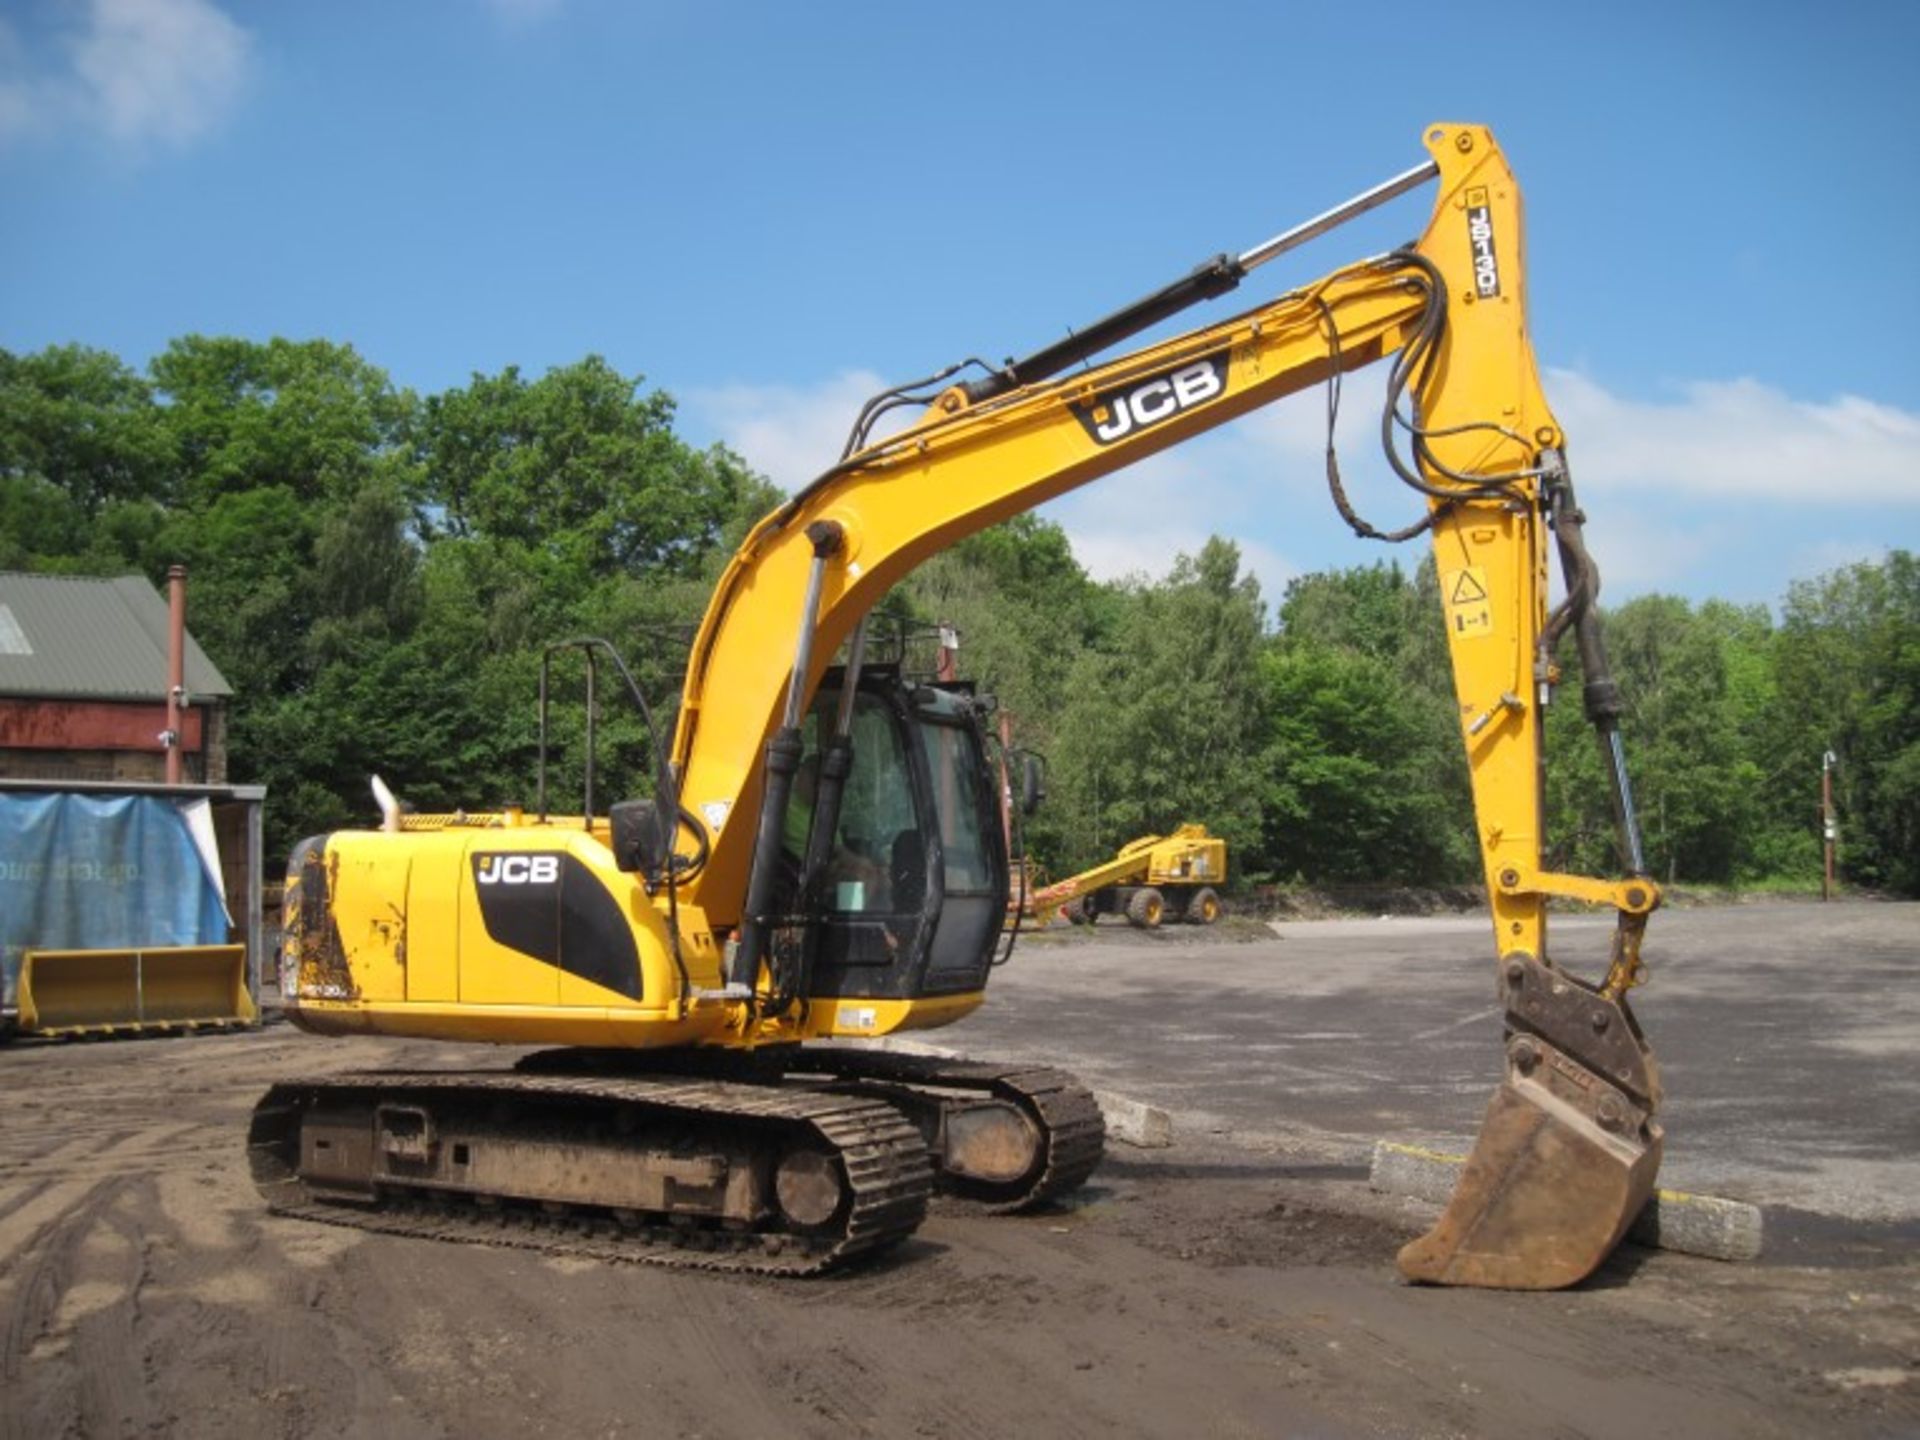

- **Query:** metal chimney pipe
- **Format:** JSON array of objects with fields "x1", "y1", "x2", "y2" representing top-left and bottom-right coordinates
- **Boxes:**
[{"x1": 166, "y1": 564, "x2": 186, "y2": 785}]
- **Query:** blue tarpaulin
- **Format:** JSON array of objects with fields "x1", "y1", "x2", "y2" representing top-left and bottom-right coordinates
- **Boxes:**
[{"x1": 0, "y1": 792, "x2": 229, "y2": 1011}]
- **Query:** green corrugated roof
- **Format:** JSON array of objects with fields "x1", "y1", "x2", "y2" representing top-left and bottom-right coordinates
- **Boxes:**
[{"x1": 0, "y1": 573, "x2": 234, "y2": 701}]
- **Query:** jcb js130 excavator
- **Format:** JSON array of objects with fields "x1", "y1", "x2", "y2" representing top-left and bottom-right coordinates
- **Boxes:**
[{"x1": 255, "y1": 123, "x2": 1664, "y2": 1289}]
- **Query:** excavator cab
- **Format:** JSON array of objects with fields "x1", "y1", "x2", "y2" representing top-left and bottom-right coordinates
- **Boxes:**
[{"x1": 779, "y1": 667, "x2": 1011, "y2": 1005}]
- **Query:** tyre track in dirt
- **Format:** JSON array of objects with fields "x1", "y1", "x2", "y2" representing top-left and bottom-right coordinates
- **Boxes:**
[
  {"x1": 1, "y1": 1030, "x2": 437, "y2": 1440},
  {"x1": 58, "y1": 1199, "x2": 156, "y2": 1439},
  {"x1": 0, "y1": 1176, "x2": 134, "y2": 1440},
  {"x1": 0, "y1": 1116, "x2": 161, "y2": 1439}
]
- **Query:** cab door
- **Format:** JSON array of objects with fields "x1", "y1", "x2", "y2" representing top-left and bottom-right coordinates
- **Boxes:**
[
  {"x1": 911, "y1": 710, "x2": 1005, "y2": 996},
  {"x1": 799, "y1": 690, "x2": 931, "y2": 997}
]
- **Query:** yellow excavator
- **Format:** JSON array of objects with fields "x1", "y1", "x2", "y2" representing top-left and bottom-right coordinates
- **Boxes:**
[{"x1": 255, "y1": 122, "x2": 1664, "y2": 1289}]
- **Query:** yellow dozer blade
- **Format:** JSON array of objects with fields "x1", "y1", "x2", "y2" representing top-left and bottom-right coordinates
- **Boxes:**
[
  {"x1": 19, "y1": 945, "x2": 256, "y2": 1037},
  {"x1": 1397, "y1": 953, "x2": 1662, "y2": 1289}
]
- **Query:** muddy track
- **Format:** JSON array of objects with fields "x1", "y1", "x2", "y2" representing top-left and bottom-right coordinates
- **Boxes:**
[
  {"x1": 2, "y1": 1025, "x2": 1916, "y2": 1439},
  {"x1": 250, "y1": 1069, "x2": 934, "y2": 1275}
]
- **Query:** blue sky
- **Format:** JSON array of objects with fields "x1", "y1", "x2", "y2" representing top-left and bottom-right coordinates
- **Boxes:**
[{"x1": 4, "y1": 0, "x2": 1916, "y2": 614}]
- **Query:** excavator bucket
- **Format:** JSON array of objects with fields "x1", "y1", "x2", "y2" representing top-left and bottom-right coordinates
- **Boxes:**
[
  {"x1": 1397, "y1": 956, "x2": 1662, "y2": 1289},
  {"x1": 18, "y1": 945, "x2": 256, "y2": 1037}
]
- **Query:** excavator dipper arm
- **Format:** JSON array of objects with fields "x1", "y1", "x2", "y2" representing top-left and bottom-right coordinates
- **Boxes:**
[{"x1": 668, "y1": 123, "x2": 1662, "y2": 1288}]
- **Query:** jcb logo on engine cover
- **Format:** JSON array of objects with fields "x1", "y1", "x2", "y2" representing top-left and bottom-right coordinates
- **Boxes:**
[
  {"x1": 1071, "y1": 354, "x2": 1228, "y2": 446},
  {"x1": 474, "y1": 853, "x2": 561, "y2": 886}
]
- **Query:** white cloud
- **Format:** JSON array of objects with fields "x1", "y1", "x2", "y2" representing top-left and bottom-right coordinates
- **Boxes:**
[
  {"x1": 76, "y1": 0, "x2": 249, "y2": 146},
  {"x1": 1223, "y1": 364, "x2": 1920, "y2": 510},
  {"x1": 1546, "y1": 369, "x2": 1920, "y2": 504},
  {"x1": 0, "y1": 0, "x2": 250, "y2": 151},
  {"x1": 684, "y1": 370, "x2": 893, "y2": 490},
  {"x1": 1038, "y1": 446, "x2": 1300, "y2": 606},
  {"x1": 1227, "y1": 376, "x2": 1375, "y2": 462},
  {"x1": 1785, "y1": 537, "x2": 1896, "y2": 584},
  {"x1": 1066, "y1": 524, "x2": 1298, "y2": 610},
  {"x1": 1569, "y1": 508, "x2": 1714, "y2": 597}
]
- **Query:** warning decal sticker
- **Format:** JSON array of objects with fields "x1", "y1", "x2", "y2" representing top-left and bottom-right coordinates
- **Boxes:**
[{"x1": 1445, "y1": 567, "x2": 1493, "y2": 638}]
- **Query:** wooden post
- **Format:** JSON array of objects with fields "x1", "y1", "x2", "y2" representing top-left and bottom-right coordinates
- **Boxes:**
[{"x1": 1821, "y1": 750, "x2": 1837, "y2": 901}]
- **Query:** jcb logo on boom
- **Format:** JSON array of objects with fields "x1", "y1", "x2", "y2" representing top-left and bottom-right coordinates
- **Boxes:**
[
  {"x1": 1464, "y1": 187, "x2": 1501, "y2": 299},
  {"x1": 474, "y1": 853, "x2": 562, "y2": 886},
  {"x1": 1072, "y1": 354, "x2": 1229, "y2": 446}
]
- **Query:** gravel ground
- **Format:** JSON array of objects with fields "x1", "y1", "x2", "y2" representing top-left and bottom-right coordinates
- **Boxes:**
[{"x1": 1, "y1": 900, "x2": 1914, "y2": 1438}]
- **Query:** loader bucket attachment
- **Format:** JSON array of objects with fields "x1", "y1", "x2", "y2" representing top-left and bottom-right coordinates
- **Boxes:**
[
  {"x1": 19, "y1": 945, "x2": 256, "y2": 1037},
  {"x1": 1397, "y1": 955, "x2": 1662, "y2": 1289}
]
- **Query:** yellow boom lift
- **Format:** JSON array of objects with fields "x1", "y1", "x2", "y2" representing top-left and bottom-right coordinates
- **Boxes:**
[
  {"x1": 1029, "y1": 825, "x2": 1227, "y2": 928},
  {"x1": 255, "y1": 123, "x2": 1665, "y2": 1289}
]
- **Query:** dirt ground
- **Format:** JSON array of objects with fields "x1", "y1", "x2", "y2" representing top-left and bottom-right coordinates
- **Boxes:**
[{"x1": 4, "y1": 915, "x2": 1918, "y2": 1438}]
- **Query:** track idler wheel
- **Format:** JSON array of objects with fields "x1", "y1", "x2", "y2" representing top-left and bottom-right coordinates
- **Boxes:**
[
  {"x1": 1397, "y1": 955, "x2": 1663, "y2": 1290},
  {"x1": 774, "y1": 1149, "x2": 848, "y2": 1232}
]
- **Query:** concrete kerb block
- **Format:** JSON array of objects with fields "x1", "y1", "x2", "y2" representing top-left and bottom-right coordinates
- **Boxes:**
[
  {"x1": 1369, "y1": 1140, "x2": 1764, "y2": 1263},
  {"x1": 1631, "y1": 1184, "x2": 1765, "y2": 1262},
  {"x1": 1093, "y1": 1090, "x2": 1174, "y2": 1149},
  {"x1": 1369, "y1": 1140, "x2": 1465, "y2": 1208}
]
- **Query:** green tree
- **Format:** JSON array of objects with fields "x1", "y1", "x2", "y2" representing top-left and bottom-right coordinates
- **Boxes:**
[
  {"x1": 1256, "y1": 641, "x2": 1468, "y2": 883},
  {"x1": 0, "y1": 345, "x2": 173, "y2": 569},
  {"x1": 1047, "y1": 537, "x2": 1267, "y2": 871},
  {"x1": 148, "y1": 336, "x2": 416, "y2": 508},
  {"x1": 1772, "y1": 552, "x2": 1920, "y2": 893},
  {"x1": 418, "y1": 357, "x2": 756, "y2": 582},
  {"x1": 1544, "y1": 595, "x2": 1771, "y2": 885},
  {"x1": 1700, "y1": 600, "x2": 1810, "y2": 880},
  {"x1": 1274, "y1": 560, "x2": 1421, "y2": 662},
  {"x1": 19, "y1": 329, "x2": 1906, "y2": 902},
  {"x1": 1260, "y1": 561, "x2": 1473, "y2": 884}
]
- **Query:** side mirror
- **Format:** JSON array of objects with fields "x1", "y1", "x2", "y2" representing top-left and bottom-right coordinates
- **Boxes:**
[
  {"x1": 1019, "y1": 753, "x2": 1048, "y2": 817},
  {"x1": 610, "y1": 798, "x2": 672, "y2": 877}
]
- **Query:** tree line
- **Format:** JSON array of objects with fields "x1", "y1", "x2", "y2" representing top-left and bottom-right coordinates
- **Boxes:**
[{"x1": 4, "y1": 339, "x2": 1914, "y2": 896}]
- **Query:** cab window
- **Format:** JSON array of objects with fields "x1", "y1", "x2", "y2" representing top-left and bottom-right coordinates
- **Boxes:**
[
  {"x1": 916, "y1": 720, "x2": 992, "y2": 894},
  {"x1": 787, "y1": 694, "x2": 920, "y2": 914}
]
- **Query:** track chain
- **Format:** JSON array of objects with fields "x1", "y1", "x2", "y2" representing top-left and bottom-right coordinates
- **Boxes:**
[
  {"x1": 250, "y1": 1070, "x2": 932, "y2": 1276},
  {"x1": 785, "y1": 1050, "x2": 1107, "y2": 1213}
]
